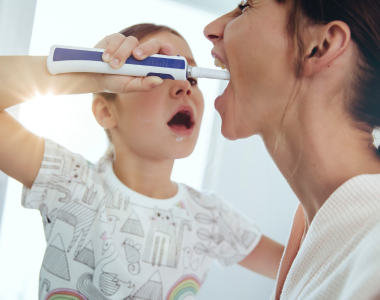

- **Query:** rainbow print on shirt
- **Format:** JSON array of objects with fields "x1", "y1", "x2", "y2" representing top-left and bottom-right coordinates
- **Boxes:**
[
  {"x1": 166, "y1": 275, "x2": 202, "y2": 300},
  {"x1": 44, "y1": 288, "x2": 88, "y2": 300}
]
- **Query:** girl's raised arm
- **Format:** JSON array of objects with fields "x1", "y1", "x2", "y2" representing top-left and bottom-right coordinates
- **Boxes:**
[{"x1": 0, "y1": 33, "x2": 173, "y2": 188}]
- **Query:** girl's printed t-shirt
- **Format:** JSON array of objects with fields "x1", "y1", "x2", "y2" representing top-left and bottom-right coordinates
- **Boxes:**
[{"x1": 22, "y1": 139, "x2": 261, "y2": 300}]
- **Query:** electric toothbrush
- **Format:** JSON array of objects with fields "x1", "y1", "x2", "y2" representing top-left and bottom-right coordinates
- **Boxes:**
[{"x1": 47, "y1": 45, "x2": 230, "y2": 81}]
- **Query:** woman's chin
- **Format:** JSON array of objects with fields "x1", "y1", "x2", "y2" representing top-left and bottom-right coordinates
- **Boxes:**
[
  {"x1": 220, "y1": 122, "x2": 238, "y2": 141},
  {"x1": 215, "y1": 84, "x2": 238, "y2": 140}
]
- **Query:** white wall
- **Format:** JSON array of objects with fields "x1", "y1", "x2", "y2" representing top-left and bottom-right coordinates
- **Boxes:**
[
  {"x1": 0, "y1": 0, "x2": 37, "y2": 239},
  {"x1": 0, "y1": 172, "x2": 7, "y2": 229},
  {"x1": 0, "y1": 0, "x2": 40, "y2": 298}
]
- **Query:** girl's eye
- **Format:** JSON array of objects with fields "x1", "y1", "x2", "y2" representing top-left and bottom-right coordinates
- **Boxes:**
[{"x1": 187, "y1": 77, "x2": 198, "y2": 86}]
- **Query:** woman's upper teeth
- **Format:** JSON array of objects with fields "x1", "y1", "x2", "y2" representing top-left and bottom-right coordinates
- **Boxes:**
[{"x1": 214, "y1": 58, "x2": 228, "y2": 70}]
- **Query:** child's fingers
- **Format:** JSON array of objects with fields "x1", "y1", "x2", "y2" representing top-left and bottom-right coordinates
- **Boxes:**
[
  {"x1": 109, "y1": 36, "x2": 139, "y2": 69},
  {"x1": 94, "y1": 36, "x2": 110, "y2": 49},
  {"x1": 96, "y1": 74, "x2": 164, "y2": 93},
  {"x1": 161, "y1": 43, "x2": 175, "y2": 55},
  {"x1": 133, "y1": 39, "x2": 175, "y2": 60},
  {"x1": 101, "y1": 33, "x2": 125, "y2": 61},
  {"x1": 102, "y1": 33, "x2": 136, "y2": 63},
  {"x1": 123, "y1": 76, "x2": 164, "y2": 93}
]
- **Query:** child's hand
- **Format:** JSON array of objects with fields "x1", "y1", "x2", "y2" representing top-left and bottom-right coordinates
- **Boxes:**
[{"x1": 93, "y1": 33, "x2": 175, "y2": 93}]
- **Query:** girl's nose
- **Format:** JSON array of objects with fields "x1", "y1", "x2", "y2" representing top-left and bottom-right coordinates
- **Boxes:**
[
  {"x1": 204, "y1": 17, "x2": 225, "y2": 44},
  {"x1": 171, "y1": 80, "x2": 192, "y2": 98}
]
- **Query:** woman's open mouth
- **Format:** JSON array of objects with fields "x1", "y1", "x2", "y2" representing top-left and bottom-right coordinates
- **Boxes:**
[
  {"x1": 167, "y1": 106, "x2": 195, "y2": 136},
  {"x1": 214, "y1": 57, "x2": 228, "y2": 70}
]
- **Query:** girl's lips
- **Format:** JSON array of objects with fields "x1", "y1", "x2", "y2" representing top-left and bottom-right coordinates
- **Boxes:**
[
  {"x1": 168, "y1": 124, "x2": 195, "y2": 136},
  {"x1": 167, "y1": 105, "x2": 195, "y2": 136}
]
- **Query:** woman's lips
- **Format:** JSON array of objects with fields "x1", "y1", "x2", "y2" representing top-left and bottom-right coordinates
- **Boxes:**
[
  {"x1": 215, "y1": 82, "x2": 230, "y2": 110},
  {"x1": 211, "y1": 51, "x2": 229, "y2": 71}
]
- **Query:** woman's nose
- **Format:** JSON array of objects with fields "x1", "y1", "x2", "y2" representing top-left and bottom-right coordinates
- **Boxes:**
[
  {"x1": 170, "y1": 80, "x2": 192, "y2": 98},
  {"x1": 204, "y1": 17, "x2": 225, "y2": 44}
]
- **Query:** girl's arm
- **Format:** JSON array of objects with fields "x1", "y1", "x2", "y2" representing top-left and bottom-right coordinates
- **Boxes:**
[
  {"x1": 0, "y1": 33, "x2": 172, "y2": 188},
  {"x1": 0, "y1": 56, "x2": 100, "y2": 111},
  {"x1": 239, "y1": 235, "x2": 284, "y2": 279},
  {"x1": 0, "y1": 56, "x2": 97, "y2": 189}
]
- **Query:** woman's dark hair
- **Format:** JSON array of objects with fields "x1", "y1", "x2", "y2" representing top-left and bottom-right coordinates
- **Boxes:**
[
  {"x1": 282, "y1": 0, "x2": 380, "y2": 132},
  {"x1": 95, "y1": 23, "x2": 185, "y2": 142}
]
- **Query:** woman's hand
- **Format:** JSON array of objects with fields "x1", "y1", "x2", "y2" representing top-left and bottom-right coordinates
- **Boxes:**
[{"x1": 93, "y1": 33, "x2": 175, "y2": 93}]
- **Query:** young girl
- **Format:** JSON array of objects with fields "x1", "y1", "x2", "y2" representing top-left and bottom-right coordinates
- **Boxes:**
[{"x1": 0, "y1": 23, "x2": 284, "y2": 300}]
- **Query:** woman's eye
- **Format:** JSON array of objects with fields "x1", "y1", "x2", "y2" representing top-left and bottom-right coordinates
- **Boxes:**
[
  {"x1": 187, "y1": 77, "x2": 198, "y2": 86},
  {"x1": 238, "y1": 1, "x2": 250, "y2": 12}
]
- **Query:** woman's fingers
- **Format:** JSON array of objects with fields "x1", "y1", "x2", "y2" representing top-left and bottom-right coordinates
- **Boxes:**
[{"x1": 133, "y1": 39, "x2": 174, "y2": 60}]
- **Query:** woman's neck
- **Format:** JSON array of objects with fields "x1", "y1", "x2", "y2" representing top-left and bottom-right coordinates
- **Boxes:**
[
  {"x1": 111, "y1": 141, "x2": 177, "y2": 199},
  {"x1": 263, "y1": 82, "x2": 380, "y2": 229}
]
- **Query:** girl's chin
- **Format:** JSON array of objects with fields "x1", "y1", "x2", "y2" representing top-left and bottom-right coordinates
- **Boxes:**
[{"x1": 167, "y1": 141, "x2": 196, "y2": 159}]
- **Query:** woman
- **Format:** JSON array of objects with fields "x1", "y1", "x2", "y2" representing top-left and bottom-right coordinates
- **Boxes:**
[{"x1": 202, "y1": 0, "x2": 380, "y2": 299}]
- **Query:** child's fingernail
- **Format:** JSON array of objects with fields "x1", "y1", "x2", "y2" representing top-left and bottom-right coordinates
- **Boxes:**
[
  {"x1": 103, "y1": 53, "x2": 110, "y2": 61},
  {"x1": 135, "y1": 49, "x2": 143, "y2": 56},
  {"x1": 151, "y1": 77, "x2": 164, "y2": 87},
  {"x1": 111, "y1": 58, "x2": 119, "y2": 67}
]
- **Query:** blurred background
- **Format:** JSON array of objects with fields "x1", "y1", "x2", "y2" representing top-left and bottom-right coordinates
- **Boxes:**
[{"x1": 0, "y1": 0, "x2": 299, "y2": 299}]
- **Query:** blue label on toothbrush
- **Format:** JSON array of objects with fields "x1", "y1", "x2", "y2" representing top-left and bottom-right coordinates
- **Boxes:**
[{"x1": 53, "y1": 48, "x2": 185, "y2": 69}]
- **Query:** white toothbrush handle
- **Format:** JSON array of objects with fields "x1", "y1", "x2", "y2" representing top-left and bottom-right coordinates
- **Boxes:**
[{"x1": 47, "y1": 45, "x2": 188, "y2": 80}]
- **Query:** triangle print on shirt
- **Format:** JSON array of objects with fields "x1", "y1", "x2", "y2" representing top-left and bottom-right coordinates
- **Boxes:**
[{"x1": 22, "y1": 139, "x2": 262, "y2": 300}]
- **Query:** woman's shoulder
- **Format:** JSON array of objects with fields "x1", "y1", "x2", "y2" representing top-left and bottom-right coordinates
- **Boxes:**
[
  {"x1": 356, "y1": 217, "x2": 380, "y2": 256},
  {"x1": 343, "y1": 219, "x2": 380, "y2": 298}
]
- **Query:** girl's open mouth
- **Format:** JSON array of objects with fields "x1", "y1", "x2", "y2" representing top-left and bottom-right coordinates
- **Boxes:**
[{"x1": 167, "y1": 106, "x2": 195, "y2": 136}]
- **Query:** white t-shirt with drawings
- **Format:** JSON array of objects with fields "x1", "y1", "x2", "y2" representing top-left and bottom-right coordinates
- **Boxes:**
[{"x1": 22, "y1": 139, "x2": 261, "y2": 300}]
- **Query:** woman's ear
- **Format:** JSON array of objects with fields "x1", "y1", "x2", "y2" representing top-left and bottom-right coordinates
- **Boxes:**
[
  {"x1": 303, "y1": 21, "x2": 351, "y2": 77},
  {"x1": 92, "y1": 95, "x2": 117, "y2": 129}
]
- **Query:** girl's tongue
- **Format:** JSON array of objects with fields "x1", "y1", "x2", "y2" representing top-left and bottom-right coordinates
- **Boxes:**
[{"x1": 167, "y1": 111, "x2": 194, "y2": 135}]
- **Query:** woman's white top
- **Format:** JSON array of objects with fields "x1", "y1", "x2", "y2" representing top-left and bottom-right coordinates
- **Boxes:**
[{"x1": 273, "y1": 174, "x2": 380, "y2": 300}]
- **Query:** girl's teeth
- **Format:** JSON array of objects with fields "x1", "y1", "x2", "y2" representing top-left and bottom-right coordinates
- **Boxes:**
[{"x1": 214, "y1": 58, "x2": 227, "y2": 70}]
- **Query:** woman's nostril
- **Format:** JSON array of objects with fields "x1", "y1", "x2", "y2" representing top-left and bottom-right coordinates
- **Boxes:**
[
  {"x1": 208, "y1": 35, "x2": 219, "y2": 40},
  {"x1": 187, "y1": 90, "x2": 191, "y2": 96},
  {"x1": 176, "y1": 89, "x2": 183, "y2": 95}
]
